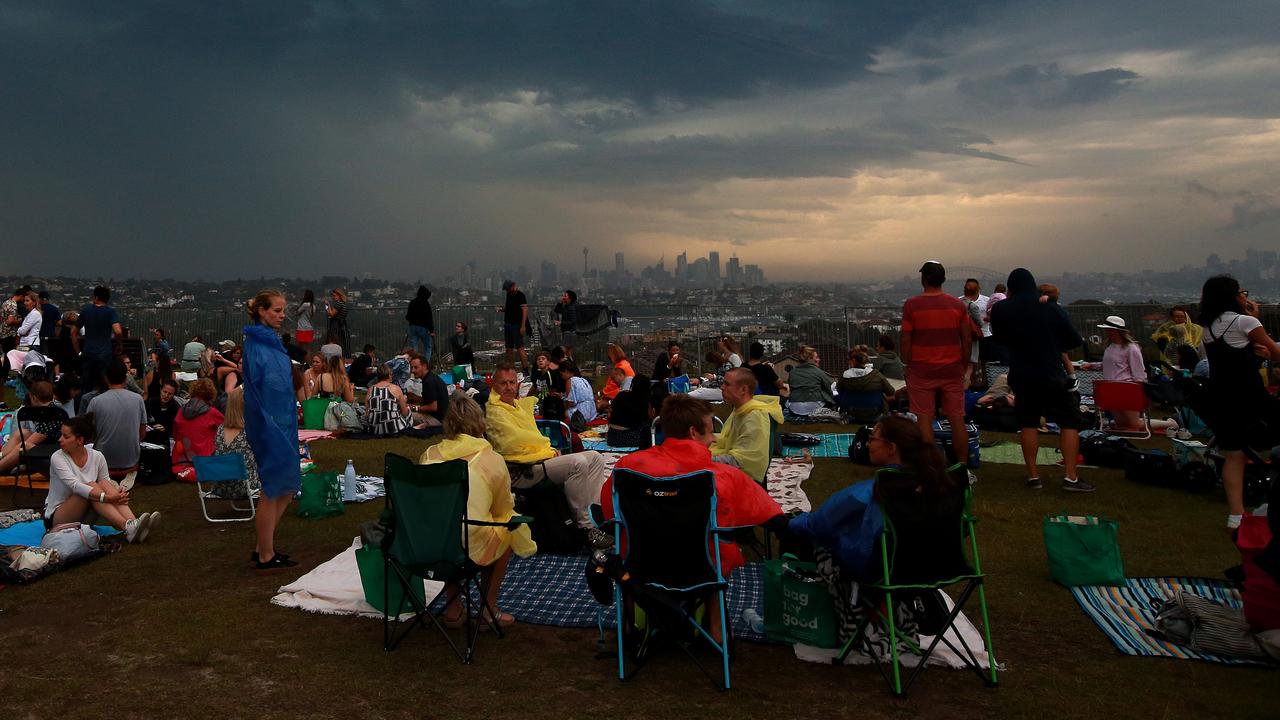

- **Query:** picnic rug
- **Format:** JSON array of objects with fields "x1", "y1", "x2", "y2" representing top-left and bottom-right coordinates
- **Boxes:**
[
  {"x1": 980, "y1": 441, "x2": 1063, "y2": 466},
  {"x1": 781, "y1": 433, "x2": 854, "y2": 459},
  {"x1": 1071, "y1": 576, "x2": 1272, "y2": 666},
  {"x1": 273, "y1": 537, "x2": 766, "y2": 641}
]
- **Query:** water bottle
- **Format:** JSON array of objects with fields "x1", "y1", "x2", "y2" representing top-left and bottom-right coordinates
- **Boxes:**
[
  {"x1": 742, "y1": 608, "x2": 765, "y2": 634},
  {"x1": 342, "y1": 459, "x2": 357, "y2": 502}
]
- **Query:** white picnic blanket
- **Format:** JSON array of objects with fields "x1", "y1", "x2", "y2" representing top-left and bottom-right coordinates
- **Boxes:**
[
  {"x1": 271, "y1": 537, "x2": 445, "y2": 621},
  {"x1": 792, "y1": 592, "x2": 993, "y2": 670},
  {"x1": 598, "y1": 452, "x2": 812, "y2": 514}
]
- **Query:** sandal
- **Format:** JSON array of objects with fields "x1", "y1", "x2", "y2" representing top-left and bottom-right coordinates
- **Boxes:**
[{"x1": 482, "y1": 610, "x2": 516, "y2": 629}]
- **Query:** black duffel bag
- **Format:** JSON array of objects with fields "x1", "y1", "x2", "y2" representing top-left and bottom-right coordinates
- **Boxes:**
[
  {"x1": 1123, "y1": 447, "x2": 1177, "y2": 486},
  {"x1": 1079, "y1": 431, "x2": 1136, "y2": 468}
]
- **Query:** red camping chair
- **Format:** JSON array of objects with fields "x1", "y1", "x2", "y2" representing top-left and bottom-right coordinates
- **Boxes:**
[{"x1": 1092, "y1": 380, "x2": 1151, "y2": 439}]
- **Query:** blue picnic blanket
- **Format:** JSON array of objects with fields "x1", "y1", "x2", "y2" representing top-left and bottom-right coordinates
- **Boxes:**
[
  {"x1": 432, "y1": 552, "x2": 766, "y2": 641},
  {"x1": 0, "y1": 519, "x2": 121, "y2": 548}
]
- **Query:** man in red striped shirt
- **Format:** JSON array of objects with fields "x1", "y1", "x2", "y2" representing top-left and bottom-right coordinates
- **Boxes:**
[{"x1": 901, "y1": 261, "x2": 973, "y2": 469}]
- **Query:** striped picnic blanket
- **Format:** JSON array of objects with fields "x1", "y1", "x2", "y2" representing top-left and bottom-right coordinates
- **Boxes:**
[
  {"x1": 429, "y1": 552, "x2": 766, "y2": 640},
  {"x1": 1071, "y1": 577, "x2": 1270, "y2": 665},
  {"x1": 780, "y1": 433, "x2": 853, "y2": 459}
]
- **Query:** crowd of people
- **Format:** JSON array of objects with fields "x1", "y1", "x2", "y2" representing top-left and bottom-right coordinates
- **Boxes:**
[{"x1": 4, "y1": 269, "x2": 1276, "y2": 631}]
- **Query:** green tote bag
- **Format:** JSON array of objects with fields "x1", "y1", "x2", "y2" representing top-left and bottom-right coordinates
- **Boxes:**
[
  {"x1": 763, "y1": 554, "x2": 839, "y2": 648},
  {"x1": 1043, "y1": 514, "x2": 1125, "y2": 586}
]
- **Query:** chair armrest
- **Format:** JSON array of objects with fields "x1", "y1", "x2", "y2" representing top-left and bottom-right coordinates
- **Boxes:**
[
  {"x1": 465, "y1": 515, "x2": 534, "y2": 530},
  {"x1": 711, "y1": 523, "x2": 759, "y2": 534}
]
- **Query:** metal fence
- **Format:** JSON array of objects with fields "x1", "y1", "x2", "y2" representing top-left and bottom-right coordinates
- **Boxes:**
[{"x1": 112, "y1": 301, "x2": 1279, "y2": 374}]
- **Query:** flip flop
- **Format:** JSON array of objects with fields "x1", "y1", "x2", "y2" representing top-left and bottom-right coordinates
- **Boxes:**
[{"x1": 483, "y1": 610, "x2": 516, "y2": 629}]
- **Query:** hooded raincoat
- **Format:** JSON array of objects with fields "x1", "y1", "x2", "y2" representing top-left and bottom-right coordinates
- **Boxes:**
[
  {"x1": 242, "y1": 323, "x2": 301, "y2": 499},
  {"x1": 420, "y1": 434, "x2": 537, "y2": 565},
  {"x1": 709, "y1": 394, "x2": 784, "y2": 482}
]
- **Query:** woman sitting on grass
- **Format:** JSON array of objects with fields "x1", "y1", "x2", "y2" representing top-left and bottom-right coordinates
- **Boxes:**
[
  {"x1": 46, "y1": 414, "x2": 159, "y2": 543},
  {"x1": 419, "y1": 394, "x2": 537, "y2": 628},
  {"x1": 364, "y1": 365, "x2": 411, "y2": 437}
]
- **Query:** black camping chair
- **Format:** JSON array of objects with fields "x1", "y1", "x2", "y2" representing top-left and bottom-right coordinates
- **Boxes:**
[
  {"x1": 7, "y1": 405, "x2": 67, "y2": 507},
  {"x1": 597, "y1": 468, "x2": 739, "y2": 690},
  {"x1": 834, "y1": 464, "x2": 998, "y2": 697},
  {"x1": 380, "y1": 453, "x2": 530, "y2": 664}
]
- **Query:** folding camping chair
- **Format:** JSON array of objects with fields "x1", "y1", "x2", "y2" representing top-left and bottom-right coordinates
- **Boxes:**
[
  {"x1": 835, "y1": 390, "x2": 887, "y2": 423},
  {"x1": 1093, "y1": 380, "x2": 1152, "y2": 439},
  {"x1": 597, "y1": 468, "x2": 740, "y2": 690},
  {"x1": 191, "y1": 453, "x2": 258, "y2": 522},
  {"x1": 834, "y1": 464, "x2": 998, "y2": 697},
  {"x1": 536, "y1": 419, "x2": 573, "y2": 453},
  {"x1": 6, "y1": 405, "x2": 64, "y2": 508},
  {"x1": 380, "y1": 453, "x2": 530, "y2": 664}
]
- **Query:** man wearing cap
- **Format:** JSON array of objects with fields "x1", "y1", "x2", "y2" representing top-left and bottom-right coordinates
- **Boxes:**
[
  {"x1": 901, "y1": 261, "x2": 973, "y2": 474},
  {"x1": 991, "y1": 268, "x2": 1092, "y2": 492},
  {"x1": 496, "y1": 280, "x2": 529, "y2": 372}
]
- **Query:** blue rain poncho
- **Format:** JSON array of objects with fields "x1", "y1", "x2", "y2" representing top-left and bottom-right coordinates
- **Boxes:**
[{"x1": 242, "y1": 323, "x2": 301, "y2": 499}]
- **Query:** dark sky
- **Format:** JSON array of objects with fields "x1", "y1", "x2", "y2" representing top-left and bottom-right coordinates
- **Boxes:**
[{"x1": 3, "y1": 1, "x2": 1278, "y2": 280}]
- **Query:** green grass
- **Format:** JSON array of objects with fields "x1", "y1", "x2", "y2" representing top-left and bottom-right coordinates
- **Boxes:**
[{"x1": 1, "y1": 391, "x2": 1275, "y2": 718}]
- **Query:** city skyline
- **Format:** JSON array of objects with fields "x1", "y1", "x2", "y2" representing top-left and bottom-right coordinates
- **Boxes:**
[{"x1": 3, "y1": 3, "x2": 1278, "y2": 281}]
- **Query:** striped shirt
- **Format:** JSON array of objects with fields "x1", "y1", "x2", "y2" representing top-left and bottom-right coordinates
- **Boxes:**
[{"x1": 902, "y1": 292, "x2": 967, "y2": 379}]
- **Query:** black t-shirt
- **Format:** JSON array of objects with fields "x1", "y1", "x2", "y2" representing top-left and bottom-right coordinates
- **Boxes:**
[
  {"x1": 77, "y1": 304, "x2": 119, "y2": 356},
  {"x1": 421, "y1": 372, "x2": 450, "y2": 422},
  {"x1": 347, "y1": 353, "x2": 374, "y2": 383},
  {"x1": 750, "y1": 362, "x2": 780, "y2": 396},
  {"x1": 503, "y1": 291, "x2": 528, "y2": 326},
  {"x1": 608, "y1": 388, "x2": 649, "y2": 430},
  {"x1": 284, "y1": 342, "x2": 308, "y2": 363}
]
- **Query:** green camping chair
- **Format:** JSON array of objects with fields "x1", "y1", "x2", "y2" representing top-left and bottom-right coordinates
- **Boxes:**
[
  {"x1": 833, "y1": 464, "x2": 998, "y2": 697},
  {"x1": 380, "y1": 453, "x2": 530, "y2": 664}
]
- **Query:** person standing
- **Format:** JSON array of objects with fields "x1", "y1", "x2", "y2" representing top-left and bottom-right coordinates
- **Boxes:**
[
  {"x1": 1196, "y1": 276, "x2": 1280, "y2": 530},
  {"x1": 960, "y1": 279, "x2": 991, "y2": 389},
  {"x1": 242, "y1": 290, "x2": 302, "y2": 572},
  {"x1": 38, "y1": 291, "x2": 61, "y2": 343},
  {"x1": 74, "y1": 286, "x2": 123, "y2": 396},
  {"x1": 325, "y1": 288, "x2": 349, "y2": 355},
  {"x1": 900, "y1": 261, "x2": 972, "y2": 474},
  {"x1": 553, "y1": 289, "x2": 578, "y2": 350},
  {"x1": 294, "y1": 289, "x2": 316, "y2": 346},
  {"x1": 406, "y1": 285, "x2": 435, "y2": 362},
  {"x1": 497, "y1": 280, "x2": 529, "y2": 372},
  {"x1": 0, "y1": 286, "x2": 27, "y2": 354},
  {"x1": 990, "y1": 268, "x2": 1091, "y2": 492}
]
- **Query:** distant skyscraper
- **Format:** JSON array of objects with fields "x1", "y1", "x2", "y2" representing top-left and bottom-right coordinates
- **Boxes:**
[
  {"x1": 708, "y1": 251, "x2": 720, "y2": 281},
  {"x1": 615, "y1": 252, "x2": 625, "y2": 275},
  {"x1": 583, "y1": 247, "x2": 589, "y2": 276},
  {"x1": 726, "y1": 256, "x2": 741, "y2": 285},
  {"x1": 745, "y1": 264, "x2": 764, "y2": 287},
  {"x1": 676, "y1": 251, "x2": 688, "y2": 280}
]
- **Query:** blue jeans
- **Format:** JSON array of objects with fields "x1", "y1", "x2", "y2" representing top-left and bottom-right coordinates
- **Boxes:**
[{"x1": 408, "y1": 325, "x2": 433, "y2": 362}]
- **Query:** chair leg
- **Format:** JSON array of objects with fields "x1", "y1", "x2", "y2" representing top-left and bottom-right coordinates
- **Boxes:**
[
  {"x1": 615, "y1": 586, "x2": 626, "y2": 681},
  {"x1": 717, "y1": 589, "x2": 731, "y2": 691},
  {"x1": 884, "y1": 591, "x2": 904, "y2": 697},
  {"x1": 976, "y1": 583, "x2": 999, "y2": 687}
]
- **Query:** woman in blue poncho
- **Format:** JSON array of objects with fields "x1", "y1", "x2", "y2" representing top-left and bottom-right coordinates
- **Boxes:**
[{"x1": 243, "y1": 290, "x2": 302, "y2": 573}]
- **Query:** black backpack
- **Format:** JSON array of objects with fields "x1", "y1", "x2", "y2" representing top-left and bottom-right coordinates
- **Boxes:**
[
  {"x1": 1123, "y1": 448, "x2": 1177, "y2": 486},
  {"x1": 1079, "y1": 431, "x2": 1136, "y2": 468},
  {"x1": 512, "y1": 481, "x2": 582, "y2": 554},
  {"x1": 848, "y1": 426, "x2": 872, "y2": 465},
  {"x1": 138, "y1": 445, "x2": 174, "y2": 486}
]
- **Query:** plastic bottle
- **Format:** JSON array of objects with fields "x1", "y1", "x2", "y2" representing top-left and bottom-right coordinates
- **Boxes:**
[
  {"x1": 742, "y1": 608, "x2": 765, "y2": 634},
  {"x1": 343, "y1": 459, "x2": 357, "y2": 502}
]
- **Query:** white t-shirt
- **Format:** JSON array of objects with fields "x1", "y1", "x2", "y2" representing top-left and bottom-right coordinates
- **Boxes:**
[
  {"x1": 45, "y1": 448, "x2": 110, "y2": 519},
  {"x1": 1205, "y1": 312, "x2": 1262, "y2": 349},
  {"x1": 960, "y1": 294, "x2": 992, "y2": 337},
  {"x1": 727, "y1": 353, "x2": 743, "y2": 368}
]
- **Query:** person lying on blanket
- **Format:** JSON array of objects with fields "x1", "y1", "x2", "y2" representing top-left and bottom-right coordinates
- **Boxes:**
[
  {"x1": 420, "y1": 394, "x2": 537, "y2": 629},
  {"x1": 599, "y1": 393, "x2": 785, "y2": 644}
]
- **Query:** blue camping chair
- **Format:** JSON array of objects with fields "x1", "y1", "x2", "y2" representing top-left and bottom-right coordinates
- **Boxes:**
[
  {"x1": 191, "y1": 452, "x2": 257, "y2": 523},
  {"x1": 536, "y1": 419, "x2": 574, "y2": 453},
  {"x1": 595, "y1": 468, "x2": 746, "y2": 691}
]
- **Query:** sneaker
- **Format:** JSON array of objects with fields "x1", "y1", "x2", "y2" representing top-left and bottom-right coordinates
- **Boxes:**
[
  {"x1": 1227, "y1": 514, "x2": 1243, "y2": 531},
  {"x1": 1063, "y1": 477, "x2": 1096, "y2": 493},
  {"x1": 254, "y1": 553, "x2": 300, "y2": 574},
  {"x1": 118, "y1": 471, "x2": 137, "y2": 492},
  {"x1": 967, "y1": 469, "x2": 978, "y2": 487},
  {"x1": 137, "y1": 511, "x2": 159, "y2": 543},
  {"x1": 124, "y1": 518, "x2": 142, "y2": 543},
  {"x1": 250, "y1": 550, "x2": 291, "y2": 564},
  {"x1": 1026, "y1": 476, "x2": 1042, "y2": 489},
  {"x1": 585, "y1": 527, "x2": 615, "y2": 550}
]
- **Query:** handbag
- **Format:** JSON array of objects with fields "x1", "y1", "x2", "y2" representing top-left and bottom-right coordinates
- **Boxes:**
[
  {"x1": 325, "y1": 401, "x2": 364, "y2": 432},
  {"x1": 301, "y1": 396, "x2": 335, "y2": 430},
  {"x1": 40, "y1": 522, "x2": 101, "y2": 564},
  {"x1": 296, "y1": 471, "x2": 345, "y2": 519},
  {"x1": 763, "y1": 554, "x2": 839, "y2": 648},
  {"x1": 1043, "y1": 514, "x2": 1125, "y2": 586}
]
